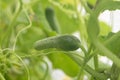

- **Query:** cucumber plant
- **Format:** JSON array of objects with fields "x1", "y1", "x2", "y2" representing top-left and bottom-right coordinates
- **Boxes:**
[{"x1": 1, "y1": 0, "x2": 120, "y2": 80}]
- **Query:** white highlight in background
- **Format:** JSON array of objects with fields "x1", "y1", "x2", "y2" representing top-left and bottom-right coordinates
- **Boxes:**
[{"x1": 99, "y1": 10, "x2": 120, "y2": 32}]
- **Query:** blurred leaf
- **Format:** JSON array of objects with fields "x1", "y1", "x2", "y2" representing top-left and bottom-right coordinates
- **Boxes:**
[
  {"x1": 16, "y1": 26, "x2": 46, "y2": 54},
  {"x1": 87, "y1": 0, "x2": 97, "y2": 8},
  {"x1": 60, "y1": 0, "x2": 74, "y2": 5},
  {"x1": 54, "y1": 7, "x2": 79, "y2": 33},
  {"x1": 48, "y1": 52, "x2": 79, "y2": 77},
  {"x1": 1, "y1": 0, "x2": 120, "y2": 80},
  {"x1": 99, "y1": 31, "x2": 120, "y2": 56},
  {"x1": 105, "y1": 31, "x2": 120, "y2": 55},
  {"x1": 0, "y1": 0, "x2": 15, "y2": 9},
  {"x1": 99, "y1": 21, "x2": 112, "y2": 36},
  {"x1": 87, "y1": 0, "x2": 97, "y2": 6}
]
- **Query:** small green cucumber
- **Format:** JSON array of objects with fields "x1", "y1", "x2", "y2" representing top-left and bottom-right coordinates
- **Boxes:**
[
  {"x1": 45, "y1": 7, "x2": 60, "y2": 33},
  {"x1": 34, "y1": 35, "x2": 80, "y2": 51}
]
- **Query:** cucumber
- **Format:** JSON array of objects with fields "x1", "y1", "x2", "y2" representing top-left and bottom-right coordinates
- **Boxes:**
[
  {"x1": 34, "y1": 35, "x2": 80, "y2": 51},
  {"x1": 45, "y1": 7, "x2": 60, "y2": 33}
]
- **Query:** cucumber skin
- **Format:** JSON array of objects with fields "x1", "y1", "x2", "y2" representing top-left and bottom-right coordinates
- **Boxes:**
[
  {"x1": 34, "y1": 35, "x2": 80, "y2": 51},
  {"x1": 45, "y1": 7, "x2": 60, "y2": 33}
]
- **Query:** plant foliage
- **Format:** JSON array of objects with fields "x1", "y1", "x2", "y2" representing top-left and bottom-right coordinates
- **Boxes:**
[{"x1": 0, "y1": 0, "x2": 120, "y2": 80}]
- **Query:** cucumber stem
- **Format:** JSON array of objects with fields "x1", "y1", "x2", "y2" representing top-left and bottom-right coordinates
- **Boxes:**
[
  {"x1": 15, "y1": 54, "x2": 30, "y2": 80},
  {"x1": 93, "y1": 39, "x2": 120, "y2": 68},
  {"x1": 78, "y1": 44, "x2": 87, "y2": 56},
  {"x1": 65, "y1": 53, "x2": 108, "y2": 80},
  {"x1": 41, "y1": 60, "x2": 49, "y2": 80},
  {"x1": 94, "y1": 54, "x2": 99, "y2": 70}
]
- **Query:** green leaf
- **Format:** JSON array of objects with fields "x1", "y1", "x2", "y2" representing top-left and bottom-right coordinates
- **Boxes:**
[
  {"x1": 48, "y1": 52, "x2": 79, "y2": 77},
  {"x1": 31, "y1": 1, "x2": 57, "y2": 36},
  {"x1": 54, "y1": 7, "x2": 79, "y2": 33},
  {"x1": 16, "y1": 26, "x2": 46, "y2": 54},
  {"x1": 87, "y1": 0, "x2": 97, "y2": 8},
  {"x1": 99, "y1": 21, "x2": 112, "y2": 36},
  {"x1": 95, "y1": 1, "x2": 120, "y2": 16},
  {"x1": 105, "y1": 31, "x2": 120, "y2": 55}
]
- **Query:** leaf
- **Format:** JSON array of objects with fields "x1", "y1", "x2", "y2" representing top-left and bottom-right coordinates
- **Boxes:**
[
  {"x1": 95, "y1": 1, "x2": 120, "y2": 16},
  {"x1": 105, "y1": 31, "x2": 120, "y2": 55},
  {"x1": 31, "y1": 1, "x2": 57, "y2": 36},
  {"x1": 54, "y1": 7, "x2": 79, "y2": 33},
  {"x1": 87, "y1": 0, "x2": 97, "y2": 8},
  {"x1": 105, "y1": 31, "x2": 120, "y2": 80},
  {"x1": 47, "y1": 51, "x2": 80, "y2": 77},
  {"x1": 16, "y1": 26, "x2": 46, "y2": 54},
  {"x1": 99, "y1": 21, "x2": 112, "y2": 36}
]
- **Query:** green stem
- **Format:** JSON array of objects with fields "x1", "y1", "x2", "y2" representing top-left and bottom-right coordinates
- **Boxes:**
[
  {"x1": 118, "y1": 75, "x2": 120, "y2": 80},
  {"x1": 87, "y1": 44, "x2": 93, "y2": 54},
  {"x1": 93, "y1": 39, "x2": 120, "y2": 68},
  {"x1": 79, "y1": 44, "x2": 87, "y2": 56},
  {"x1": 10, "y1": 0, "x2": 23, "y2": 27},
  {"x1": 110, "y1": 64, "x2": 120, "y2": 80},
  {"x1": 77, "y1": 70, "x2": 83, "y2": 80},
  {"x1": 1, "y1": 0, "x2": 23, "y2": 48},
  {"x1": 84, "y1": 31, "x2": 120, "y2": 72},
  {"x1": 12, "y1": 8, "x2": 32, "y2": 51},
  {"x1": 77, "y1": 57, "x2": 89, "y2": 80},
  {"x1": 65, "y1": 53, "x2": 108, "y2": 80},
  {"x1": 15, "y1": 54, "x2": 30, "y2": 80},
  {"x1": 41, "y1": 60, "x2": 49, "y2": 80},
  {"x1": 80, "y1": 0, "x2": 92, "y2": 14},
  {"x1": 0, "y1": 72, "x2": 5, "y2": 80},
  {"x1": 77, "y1": 44, "x2": 94, "y2": 80},
  {"x1": 94, "y1": 54, "x2": 98, "y2": 70},
  {"x1": 74, "y1": 0, "x2": 80, "y2": 19},
  {"x1": 49, "y1": 0, "x2": 75, "y2": 15},
  {"x1": 90, "y1": 76, "x2": 95, "y2": 80},
  {"x1": 86, "y1": 0, "x2": 120, "y2": 69}
]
